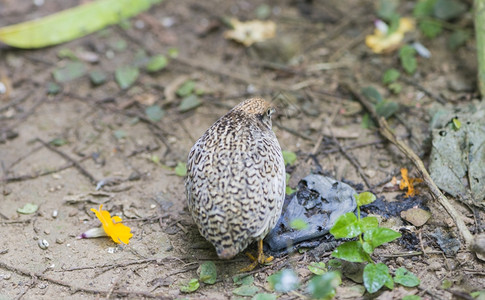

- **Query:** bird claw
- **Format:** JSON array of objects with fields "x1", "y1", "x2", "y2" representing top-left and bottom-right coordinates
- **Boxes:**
[{"x1": 239, "y1": 240, "x2": 273, "y2": 272}]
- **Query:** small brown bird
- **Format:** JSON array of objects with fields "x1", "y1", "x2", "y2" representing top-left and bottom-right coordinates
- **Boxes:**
[{"x1": 185, "y1": 98, "x2": 286, "y2": 269}]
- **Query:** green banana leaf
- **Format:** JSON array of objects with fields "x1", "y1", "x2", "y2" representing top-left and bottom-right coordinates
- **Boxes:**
[{"x1": 0, "y1": 0, "x2": 162, "y2": 49}]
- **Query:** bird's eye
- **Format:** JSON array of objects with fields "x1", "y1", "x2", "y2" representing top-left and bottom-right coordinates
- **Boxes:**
[{"x1": 266, "y1": 108, "x2": 274, "y2": 117}]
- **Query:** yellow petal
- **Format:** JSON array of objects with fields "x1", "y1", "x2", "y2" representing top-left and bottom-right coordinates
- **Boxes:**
[{"x1": 224, "y1": 18, "x2": 276, "y2": 47}]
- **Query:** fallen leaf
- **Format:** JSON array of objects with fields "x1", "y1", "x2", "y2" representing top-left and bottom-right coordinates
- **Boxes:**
[
  {"x1": 0, "y1": 0, "x2": 163, "y2": 49},
  {"x1": 401, "y1": 207, "x2": 431, "y2": 227},
  {"x1": 17, "y1": 203, "x2": 38, "y2": 214},
  {"x1": 224, "y1": 18, "x2": 276, "y2": 47}
]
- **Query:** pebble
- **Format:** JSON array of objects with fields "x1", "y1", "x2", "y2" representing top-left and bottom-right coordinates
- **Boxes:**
[
  {"x1": 44, "y1": 229, "x2": 50, "y2": 235},
  {"x1": 429, "y1": 260, "x2": 442, "y2": 271},
  {"x1": 38, "y1": 239, "x2": 49, "y2": 250},
  {"x1": 396, "y1": 257, "x2": 404, "y2": 265},
  {"x1": 56, "y1": 238, "x2": 64, "y2": 244},
  {"x1": 52, "y1": 210, "x2": 58, "y2": 218},
  {"x1": 1, "y1": 273, "x2": 11, "y2": 280}
]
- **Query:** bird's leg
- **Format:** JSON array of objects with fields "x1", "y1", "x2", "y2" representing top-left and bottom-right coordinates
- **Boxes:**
[{"x1": 239, "y1": 240, "x2": 273, "y2": 272}]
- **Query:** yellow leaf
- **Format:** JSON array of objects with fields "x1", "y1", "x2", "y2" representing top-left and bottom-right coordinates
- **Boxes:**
[
  {"x1": 0, "y1": 0, "x2": 162, "y2": 49},
  {"x1": 224, "y1": 18, "x2": 276, "y2": 47}
]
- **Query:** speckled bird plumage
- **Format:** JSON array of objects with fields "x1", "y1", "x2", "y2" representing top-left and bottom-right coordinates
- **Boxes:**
[{"x1": 185, "y1": 98, "x2": 286, "y2": 259}]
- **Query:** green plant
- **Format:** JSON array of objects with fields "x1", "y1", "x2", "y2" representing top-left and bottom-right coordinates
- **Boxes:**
[{"x1": 330, "y1": 192, "x2": 420, "y2": 293}]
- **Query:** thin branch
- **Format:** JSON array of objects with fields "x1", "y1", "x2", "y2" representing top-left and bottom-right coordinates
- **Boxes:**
[
  {"x1": 36, "y1": 138, "x2": 97, "y2": 185},
  {"x1": 342, "y1": 82, "x2": 473, "y2": 245}
]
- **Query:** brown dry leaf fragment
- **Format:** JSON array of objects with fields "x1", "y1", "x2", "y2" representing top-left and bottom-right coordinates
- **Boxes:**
[{"x1": 224, "y1": 18, "x2": 276, "y2": 47}]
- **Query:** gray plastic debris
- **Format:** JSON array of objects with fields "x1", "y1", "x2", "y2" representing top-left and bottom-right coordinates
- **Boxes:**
[{"x1": 265, "y1": 174, "x2": 357, "y2": 252}]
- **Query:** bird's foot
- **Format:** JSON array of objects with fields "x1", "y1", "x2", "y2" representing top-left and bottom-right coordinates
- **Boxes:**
[{"x1": 239, "y1": 240, "x2": 273, "y2": 272}]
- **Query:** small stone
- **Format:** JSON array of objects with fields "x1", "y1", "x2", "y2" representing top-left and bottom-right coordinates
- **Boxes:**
[
  {"x1": 56, "y1": 238, "x2": 64, "y2": 244},
  {"x1": 429, "y1": 259, "x2": 442, "y2": 271},
  {"x1": 38, "y1": 239, "x2": 49, "y2": 250},
  {"x1": 52, "y1": 210, "x2": 58, "y2": 218},
  {"x1": 396, "y1": 257, "x2": 404, "y2": 265},
  {"x1": 1, "y1": 273, "x2": 11, "y2": 280},
  {"x1": 44, "y1": 229, "x2": 50, "y2": 235},
  {"x1": 401, "y1": 208, "x2": 431, "y2": 227}
]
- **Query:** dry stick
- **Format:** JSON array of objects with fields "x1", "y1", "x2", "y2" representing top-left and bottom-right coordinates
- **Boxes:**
[
  {"x1": 330, "y1": 133, "x2": 371, "y2": 188},
  {"x1": 3, "y1": 156, "x2": 90, "y2": 183},
  {"x1": 400, "y1": 76, "x2": 447, "y2": 104},
  {"x1": 342, "y1": 82, "x2": 473, "y2": 245},
  {"x1": 0, "y1": 261, "x2": 170, "y2": 299},
  {"x1": 36, "y1": 138, "x2": 98, "y2": 185}
]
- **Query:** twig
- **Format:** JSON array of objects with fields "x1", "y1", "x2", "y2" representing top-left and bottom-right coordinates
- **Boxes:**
[
  {"x1": 0, "y1": 261, "x2": 170, "y2": 299},
  {"x1": 3, "y1": 156, "x2": 90, "y2": 183},
  {"x1": 36, "y1": 138, "x2": 98, "y2": 185},
  {"x1": 330, "y1": 133, "x2": 371, "y2": 188},
  {"x1": 400, "y1": 76, "x2": 447, "y2": 104},
  {"x1": 342, "y1": 82, "x2": 473, "y2": 245},
  {"x1": 274, "y1": 123, "x2": 312, "y2": 141},
  {"x1": 0, "y1": 219, "x2": 32, "y2": 225},
  {"x1": 0, "y1": 91, "x2": 32, "y2": 113}
]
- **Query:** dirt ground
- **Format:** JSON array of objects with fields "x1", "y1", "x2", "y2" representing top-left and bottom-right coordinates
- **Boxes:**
[{"x1": 0, "y1": 0, "x2": 484, "y2": 299}]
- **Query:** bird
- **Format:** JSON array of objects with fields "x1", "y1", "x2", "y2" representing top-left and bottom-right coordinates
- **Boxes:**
[{"x1": 185, "y1": 97, "x2": 286, "y2": 270}]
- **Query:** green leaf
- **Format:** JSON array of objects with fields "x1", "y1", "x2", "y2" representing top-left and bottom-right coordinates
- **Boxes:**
[
  {"x1": 433, "y1": 0, "x2": 467, "y2": 20},
  {"x1": 394, "y1": 267, "x2": 420, "y2": 287},
  {"x1": 399, "y1": 45, "x2": 417, "y2": 74},
  {"x1": 146, "y1": 54, "x2": 168, "y2": 72},
  {"x1": 364, "y1": 227, "x2": 401, "y2": 248},
  {"x1": 53, "y1": 61, "x2": 87, "y2": 82},
  {"x1": 267, "y1": 269, "x2": 299, "y2": 293},
  {"x1": 168, "y1": 47, "x2": 179, "y2": 58},
  {"x1": 113, "y1": 130, "x2": 126, "y2": 140},
  {"x1": 362, "y1": 241, "x2": 374, "y2": 254},
  {"x1": 47, "y1": 82, "x2": 61, "y2": 95},
  {"x1": 308, "y1": 262, "x2": 327, "y2": 275},
  {"x1": 233, "y1": 285, "x2": 259, "y2": 296},
  {"x1": 387, "y1": 13, "x2": 401, "y2": 35},
  {"x1": 286, "y1": 186, "x2": 296, "y2": 195},
  {"x1": 145, "y1": 105, "x2": 164, "y2": 122},
  {"x1": 179, "y1": 94, "x2": 202, "y2": 112},
  {"x1": 330, "y1": 212, "x2": 361, "y2": 239},
  {"x1": 290, "y1": 218, "x2": 308, "y2": 230},
  {"x1": 363, "y1": 263, "x2": 392, "y2": 293},
  {"x1": 377, "y1": 0, "x2": 399, "y2": 20},
  {"x1": 403, "y1": 296, "x2": 422, "y2": 300},
  {"x1": 360, "y1": 216, "x2": 379, "y2": 231},
  {"x1": 233, "y1": 274, "x2": 254, "y2": 286},
  {"x1": 176, "y1": 80, "x2": 196, "y2": 97},
  {"x1": 0, "y1": 0, "x2": 162, "y2": 49},
  {"x1": 306, "y1": 271, "x2": 341, "y2": 300},
  {"x1": 388, "y1": 82, "x2": 402, "y2": 94},
  {"x1": 49, "y1": 138, "x2": 68, "y2": 147},
  {"x1": 198, "y1": 261, "x2": 217, "y2": 284},
  {"x1": 419, "y1": 19, "x2": 443, "y2": 38},
  {"x1": 361, "y1": 86, "x2": 383, "y2": 103},
  {"x1": 448, "y1": 30, "x2": 470, "y2": 50},
  {"x1": 110, "y1": 39, "x2": 127, "y2": 51},
  {"x1": 282, "y1": 150, "x2": 297, "y2": 165},
  {"x1": 361, "y1": 113, "x2": 375, "y2": 129},
  {"x1": 452, "y1": 118, "x2": 461, "y2": 130},
  {"x1": 413, "y1": 0, "x2": 437, "y2": 17},
  {"x1": 175, "y1": 162, "x2": 187, "y2": 177},
  {"x1": 355, "y1": 192, "x2": 376, "y2": 207},
  {"x1": 327, "y1": 259, "x2": 342, "y2": 270},
  {"x1": 57, "y1": 48, "x2": 78, "y2": 60},
  {"x1": 441, "y1": 279, "x2": 452, "y2": 289},
  {"x1": 382, "y1": 68, "x2": 400, "y2": 84},
  {"x1": 252, "y1": 293, "x2": 276, "y2": 300},
  {"x1": 179, "y1": 278, "x2": 199, "y2": 293},
  {"x1": 89, "y1": 70, "x2": 107, "y2": 85},
  {"x1": 375, "y1": 99, "x2": 399, "y2": 119},
  {"x1": 115, "y1": 66, "x2": 139, "y2": 89},
  {"x1": 17, "y1": 203, "x2": 39, "y2": 214},
  {"x1": 332, "y1": 241, "x2": 369, "y2": 263}
]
